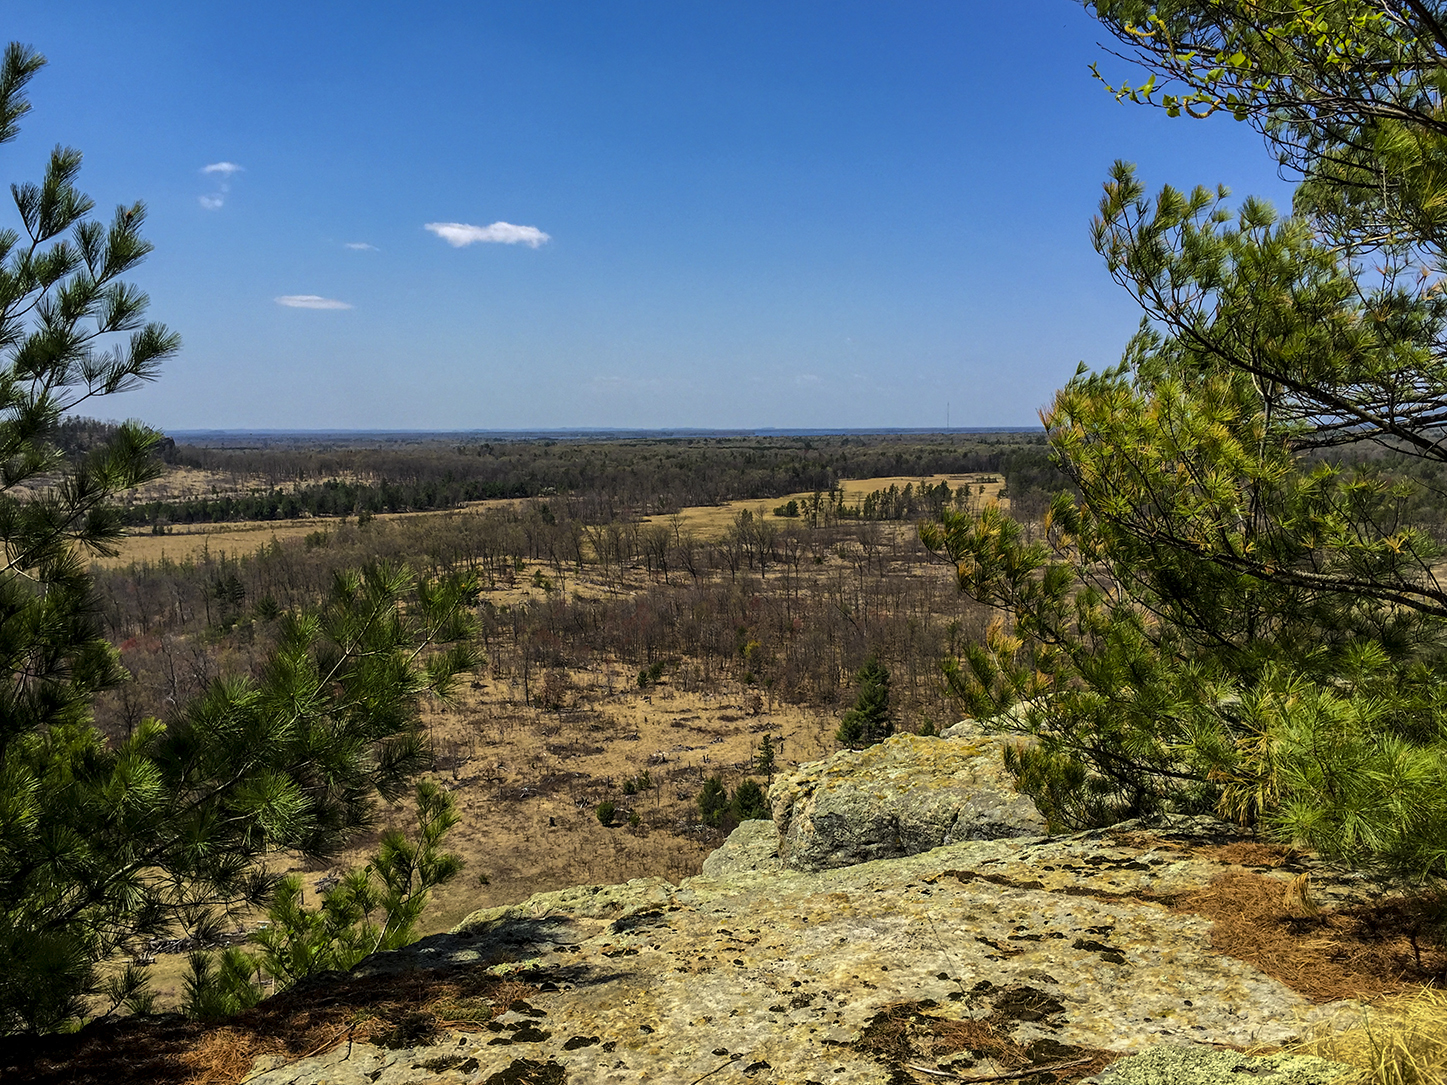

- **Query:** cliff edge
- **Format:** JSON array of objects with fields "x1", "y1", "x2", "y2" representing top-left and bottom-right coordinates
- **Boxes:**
[{"x1": 226, "y1": 725, "x2": 1411, "y2": 1085}]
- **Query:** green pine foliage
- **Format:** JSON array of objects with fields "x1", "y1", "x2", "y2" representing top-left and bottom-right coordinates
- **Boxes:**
[
  {"x1": 250, "y1": 782, "x2": 462, "y2": 992},
  {"x1": 754, "y1": 734, "x2": 777, "y2": 778},
  {"x1": 2, "y1": 561, "x2": 480, "y2": 1033},
  {"x1": 921, "y1": 3, "x2": 1447, "y2": 879},
  {"x1": 730, "y1": 778, "x2": 770, "y2": 821},
  {"x1": 697, "y1": 776, "x2": 770, "y2": 829},
  {"x1": 183, "y1": 782, "x2": 463, "y2": 1020},
  {"x1": 182, "y1": 947, "x2": 264, "y2": 1023},
  {"x1": 0, "y1": 49, "x2": 480, "y2": 1034},
  {"x1": 698, "y1": 776, "x2": 729, "y2": 828},
  {"x1": 837, "y1": 657, "x2": 893, "y2": 748}
]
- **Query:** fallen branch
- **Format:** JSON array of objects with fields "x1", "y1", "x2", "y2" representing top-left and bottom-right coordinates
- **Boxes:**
[{"x1": 690, "y1": 1054, "x2": 741, "y2": 1085}]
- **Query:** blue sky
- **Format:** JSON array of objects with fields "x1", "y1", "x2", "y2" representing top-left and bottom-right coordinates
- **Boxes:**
[{"x1": 4, "y1": 1, "x2": 1293, "y2": 431}]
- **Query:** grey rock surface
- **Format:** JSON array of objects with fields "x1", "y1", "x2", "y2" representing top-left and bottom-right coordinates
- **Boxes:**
[
  {"x1": 246, "y1": 818, "x2": 1379, "y2": 1085},
  {"x1": 769, "y1": 725, "x2": 1048, "y2": 871},
  {"x1": 700, "y1": 818, "x2": 783, "y2": 879},
  {"x1": 1079, "y1": 1042, "x2": 1356, "y2": 1084}
]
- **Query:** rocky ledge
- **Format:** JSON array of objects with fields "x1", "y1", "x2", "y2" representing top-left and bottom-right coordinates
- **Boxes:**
[
  {"x1": 241, "y1": 729, "x2": 1392, "y2": 1085},
  {"x1": 769, "y1": 723, "x2": 1048, "y2": 872}
]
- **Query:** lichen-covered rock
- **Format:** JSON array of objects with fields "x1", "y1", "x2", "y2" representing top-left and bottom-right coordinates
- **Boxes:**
[
  {"x1": 1079, "y1": 1042, "x2": 1356, "y2": 1084},
  {"x1": 769, "y1": 725, "x2": 1047, "y2": 871},
  {"x1": 247, "y1": 818, "x2": 1380, "y2": 1085},
  {"x1": 700, "y1": 818, "x2": 783, "y2": 880}
]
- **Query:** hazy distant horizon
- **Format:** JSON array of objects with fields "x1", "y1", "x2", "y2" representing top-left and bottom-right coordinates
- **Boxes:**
[{"x1": 168, "y1": 425, "x2": 1045, "y2": 448}]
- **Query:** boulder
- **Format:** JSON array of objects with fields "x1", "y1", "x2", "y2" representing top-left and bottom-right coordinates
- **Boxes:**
[
  {"x1": 243, "y1": 817, "x2": 1386, "y2": 1085},
  {"x1": 699, "y1": 818, "x2": 783, "y2": 879},
  {"x1": 769, "y1": 723, "x2": 1047, "y2": 871}
]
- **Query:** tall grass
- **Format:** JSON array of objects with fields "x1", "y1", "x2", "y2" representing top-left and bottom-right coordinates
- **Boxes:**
[{"x1": 1281, "y1": 987, "x2": 1447, "y2": 1085}]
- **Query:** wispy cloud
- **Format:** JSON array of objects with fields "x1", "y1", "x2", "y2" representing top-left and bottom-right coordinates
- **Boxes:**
[
  {"x1": 198, "y1": 162, "x2": 243, "y2": 210},
  {"x1": 344, "y1": 242, "x2": 377, "y2": 251},
  {"x1": 275, "y1": 295, "x2": 352, "y2": 310},
  {"x1": 424, "y1": 221, "x2": 550, "y2": 248}
]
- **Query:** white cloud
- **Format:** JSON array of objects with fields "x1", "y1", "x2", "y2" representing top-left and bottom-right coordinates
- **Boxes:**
[
  {"x1": 424, "y1": 221, "x2": 550, "y2": 248},
  {"x1": 198, "y1": 163, "x2": 242, "y2": 210},
  {"x1": 345, "y1": 242, "x2": 377, "y2": 251},
  {"x1": 275, "y1": 295, "x2": 353, "y2": 310}
]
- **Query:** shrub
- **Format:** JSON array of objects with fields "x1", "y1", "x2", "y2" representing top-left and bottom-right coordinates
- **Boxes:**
[{"x1": 184, "y1": 781, "x2": 463, "y2": 1018}]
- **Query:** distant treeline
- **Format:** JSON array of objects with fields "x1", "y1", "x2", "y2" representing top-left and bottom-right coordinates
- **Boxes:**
[
  {"x1": 117, "y1": 477, "x2": 528, "y2": 527},
  {"x1": 776, "y1": 480, "x2": 979, "y2": 523},
  {"x1": 119, "y1": 432, "x2": 1067, "y2": 526}
]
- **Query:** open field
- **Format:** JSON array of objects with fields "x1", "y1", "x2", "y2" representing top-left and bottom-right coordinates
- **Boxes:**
[
  {"x1": 93, "y1": 471, "x2": 1006, "y2": 567},
  {"x1": 640, "y1": 471, "x2": 1004, "y2": 536}
]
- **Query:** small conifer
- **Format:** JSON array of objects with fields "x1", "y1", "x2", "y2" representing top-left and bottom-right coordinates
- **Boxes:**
[{"x1": 837, "y1": 657, "x2": 893, "y2": 748}]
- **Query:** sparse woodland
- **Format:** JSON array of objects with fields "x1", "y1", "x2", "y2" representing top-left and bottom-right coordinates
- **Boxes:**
[{"x1": 90, "y1": 453, "x2": 1025, "y2": 745}]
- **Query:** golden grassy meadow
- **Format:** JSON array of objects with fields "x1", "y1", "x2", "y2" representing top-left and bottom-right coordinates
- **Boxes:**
[{"x1": 95, "y1": 472, "x2": 1005, "y2": 567}]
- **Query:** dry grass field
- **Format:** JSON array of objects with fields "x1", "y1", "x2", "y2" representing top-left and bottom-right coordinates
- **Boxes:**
[
  {"x1": 90, "y1": 469, "x2": 1003, "y2": 1009},
  {"x1": 94, "y1": 471, "x2": 1006, "y2": 567},
  {"x1": 640, "y1": 471, "x2": 1003, "y2": 535},
  {"x1": 406, "y1": 669, "x2": 844, "y2": 931}
]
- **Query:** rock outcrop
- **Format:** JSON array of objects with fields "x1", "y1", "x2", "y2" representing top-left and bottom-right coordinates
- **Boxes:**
[
  {"x1": 770, "y1": 724, "x2": 1048, "y2": 872},
  {"x1": 245, "y1": 811, "x2": 1379, "y2": 1085}
]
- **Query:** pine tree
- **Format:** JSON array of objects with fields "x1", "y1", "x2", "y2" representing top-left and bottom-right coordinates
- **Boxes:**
[
  {"x1": 698, "y1": 776, "x2": 729, "y2": 828},
  {"x1": 755, "y1": 733, "x2": 777, "y2": 779},
  {"x1": 730, "y1": 778, "x2": 769, "y2": 822},
  {"x1": 837, "y1": 657, "x2": 893, "y2": 748},
  {"x1": 0, "y1": 48, "x2": 481, "y2": 1034},
  {"x1": 923, "y1": 4, "x2": 1447, "y2": 878}
]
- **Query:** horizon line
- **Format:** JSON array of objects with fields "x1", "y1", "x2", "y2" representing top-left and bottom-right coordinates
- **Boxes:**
[{"x1": 166, "y1": 425, "x2": 1046, "y2": 438}]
